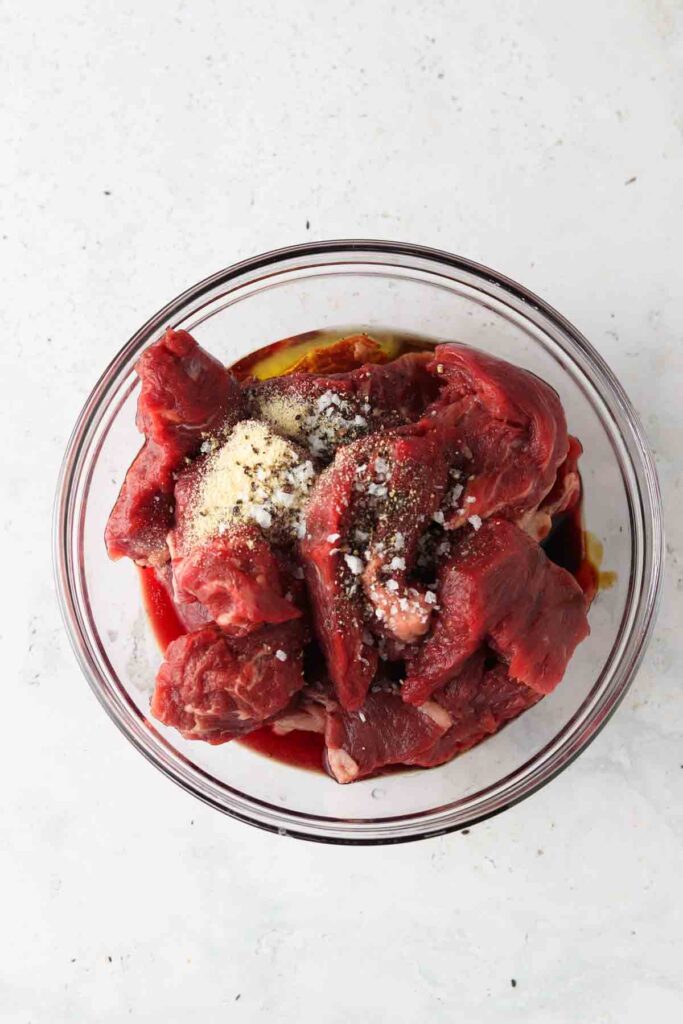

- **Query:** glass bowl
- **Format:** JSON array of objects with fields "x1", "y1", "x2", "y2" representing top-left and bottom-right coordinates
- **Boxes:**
[{"x1": 54, "y1": 240, "x2": 663, "y2": 844}]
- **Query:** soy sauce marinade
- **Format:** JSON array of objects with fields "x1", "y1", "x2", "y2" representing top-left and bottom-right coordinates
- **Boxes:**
[{"x1": 140, "y1": 328, "x2": 594, "y2": 772}]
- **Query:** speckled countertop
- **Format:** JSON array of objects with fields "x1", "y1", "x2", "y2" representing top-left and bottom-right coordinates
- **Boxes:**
[{"x1": 3, "y1": 1, "x2": 682, "y2": 1021}]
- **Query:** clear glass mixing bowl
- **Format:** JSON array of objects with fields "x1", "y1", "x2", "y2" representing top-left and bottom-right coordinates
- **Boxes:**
[{"x1": 53, "y1": 240, "x2": 663, "y2": 843}]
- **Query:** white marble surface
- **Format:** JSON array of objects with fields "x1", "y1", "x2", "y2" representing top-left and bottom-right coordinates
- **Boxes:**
[{"x1": 2, "y1": 1, "x2": 682, "y2": 1020}]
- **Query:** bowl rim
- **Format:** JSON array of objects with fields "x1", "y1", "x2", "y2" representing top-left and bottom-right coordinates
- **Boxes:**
[{"x1": 53, "y1": 238, "x2": 664, "y2": 844}]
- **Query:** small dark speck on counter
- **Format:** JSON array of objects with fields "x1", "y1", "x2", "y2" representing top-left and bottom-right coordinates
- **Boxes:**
[
  {"x1": 437, "y1": 72, "x2": 444, "y2": 79},
  {"x1": 107, "y1": 956, "x2": 112, "y2": 963},
  {"x1": 235, "y1": 994, "x2": 241, "y2": 1001},
  {"x1": 103, "y1": 190, "x2": 112, "y2": 195},
  {"x1": 305, "y1": 220, "x2": 310, "y2": 230},
  {"x1": 70, "y1": 958, "x2": 76, "y2": 963},
  {"x1": 625, "y1": 176, "x2": 637, "y2": 185},
  {"x1": 511, "y1": 979, "x2": 517, "y2": 988},
  {"x1": 461, "y1": 829, "x2": 470, "y2": 835}
]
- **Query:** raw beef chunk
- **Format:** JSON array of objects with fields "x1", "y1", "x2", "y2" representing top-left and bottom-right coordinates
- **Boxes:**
[
  {"x1": 300, "y1": 450, "x2": 378, "y2": 710},
  {"x1": 105, "y1": 329, "x2": 244, "y2": 565},
  {"x1": 151, "y1": 620, "x2": 306, "y2": 743},
  {"x1": 426, "y1": 343, "x2": 569, "y2": 526},
  {"x1": 300, "y1": 418, "x2": 461, "y2": 709},
  {"x1": 135, "y1": 328, "x2": 244, "y2": 457},
  {"x1": 104, "y1": 441, "x2": 175, "y2": 566},
  {"x1": 408, "y1": 652, "x2": 540, "y2": 767},
  {"x1": 167, "y1": 426, "x2": 310, "y2": 637},
  {"x1": 357, "y1": 421, "x2": 460, "y2": 644},
  {"x1": 403, "y1": 519, "x2": 589, "y2": 704},
  {"x1": 247, "y1": 351, "x2": 439, "y2": 460},
  {"x1": 171, "y1": 528, "x2": 301, "y2": 636},
  {"x1": 323, "y1": 686, "x2": 452, "y2": 784}
]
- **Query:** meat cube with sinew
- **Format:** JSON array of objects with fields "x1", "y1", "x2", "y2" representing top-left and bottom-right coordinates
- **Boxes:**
[
  {"x1": 247, "y1": 350, "x2": 440, "y2": 460},
  {"x1": 424, "y1": 343, "x2": 569, "y2": 527},
  {"x1": 403, "y1": 518, "x2": 589, "y2": 705},
  {"x1": 104, "y1": 441, "x2": 176, "y2": 566},
  {"x1": 167, "y1": 451, "x2": 306, "y2": 637},
  {"x1": 323, "y1": 687, "x2": 452, "y2": 783},
  {"x1": 171, "y1": 530, "x2": 302, "y2": 636},
  {"x1": 299, "y1": 418, "x2": 460, "y2": 711},
  {"x1": 299, "y1": 450, "x2": 378, "y2": 711},
  {"x1": 105, "y1": 329, "x2": 244, "y2": 565},
  {"x1": 151, "y1": 620, "x2": 307, "y2": 743},
  {"x1": 407, "y1": 651, "x2": 541, "y2": 768}
]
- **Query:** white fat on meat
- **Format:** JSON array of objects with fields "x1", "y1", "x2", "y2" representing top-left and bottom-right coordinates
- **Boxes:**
[
  {"x1": 418, "y1": 700, "x2": 453, "y2": 732},
  {"x1": 326, "y1": 747, "x2": 360, "y2": 785}
]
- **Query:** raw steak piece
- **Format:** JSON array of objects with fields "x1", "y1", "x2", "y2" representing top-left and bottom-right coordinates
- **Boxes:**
[
  {"x1": 403, "y1": 519, "x2": 589, "y2": 704},
  {"x1": 171, "y1": 528, "x2": 302, "y2": 636},
  {"x1": 300, "y1": 451, "x2": 378, "y2": 710},
  {"x1": 151, "y1": 620, "x2": 306, "y2": 743},
  {"x1": 323, "y1": 686, "x2": 452, "y2": 784},
  {"x1": 426, "y1": 343, "x2": 569, "y2": 526},
  {"x1": 104, "y1": 441, "x2": 175, "y2": 566},
  {"x1": 408, "y1": 652, "x2": 540, "y2": 767},
  {"x1": 300, "y1": 417, "x2": 462, "y2": 709},
  {"x1": 247, "y1": 351, "x2": 439, "y2": 460},
  {"x1": 168, "y1": 452, "x2": 307, "y2": 637},
  {"x1": 106, "y1": 328, "x2": 244, "y2": 565},
  {"x1": 135, "y1": 328, "x2": 244, "y2": 457}
]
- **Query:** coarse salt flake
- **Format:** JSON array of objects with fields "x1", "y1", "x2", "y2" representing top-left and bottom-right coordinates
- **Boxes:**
[
  {"x1": 251, "y1": 506, "x2": 272, "y2": 529},
  {"x1": 344, "y1": 553, "x2": 364, "y2": 575}
]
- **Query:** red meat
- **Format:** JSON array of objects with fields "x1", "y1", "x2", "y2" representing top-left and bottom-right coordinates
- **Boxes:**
[
  {"x1": 403, "y1": 519, "x2": 589, "y2": 704},
  {"x1": 171, "y1": 529, "x2": 301, "y2": 636},
  {"x1": 135, "y1": 328, "x2": 243, "y2": 457},
  {"x1": 323, "y1": 686, "x2": 452, "y2": 784},
  {"x1": 359, "y1": 420, "x2": 460, "y2": 643},
  {"x1": 408, "y1": 652, "x2": 540, "y2": 767},
  {"x1": 425, "y1": 343, "x2": 569, "y2": 526},
  {"x1": 104, "y1": 441, "x2": 175, "y2": 566},
  {"x1": 331, "y1": 350, "x2": 440, "y2": 422},
  {"x1": 300, "y1": 450, "x2": 378, "y2": 711},
  {"x1": 517, "y1": 435, "x2": 583, "y2": 541},
  {"x1": 105, "y1": 329, "x2": 244, "y2": 565},
  {"x1": 247, "y1": 351, "x2": 439, "y2": 459},
  {"x1": 167, "y1": 450, "x2": 306, "y2": 638},
  {"x1": 300, "y1": 417, "x2": 463, "y2": 709},
  {"x1": 151, "y1": 620, "x2": 306, "y2": 743}
]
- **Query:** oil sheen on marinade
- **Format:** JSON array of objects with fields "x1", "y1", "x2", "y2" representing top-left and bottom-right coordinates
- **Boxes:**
[{"x1": 140, "y1": 328, "x2": 594, "y2": 773}]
